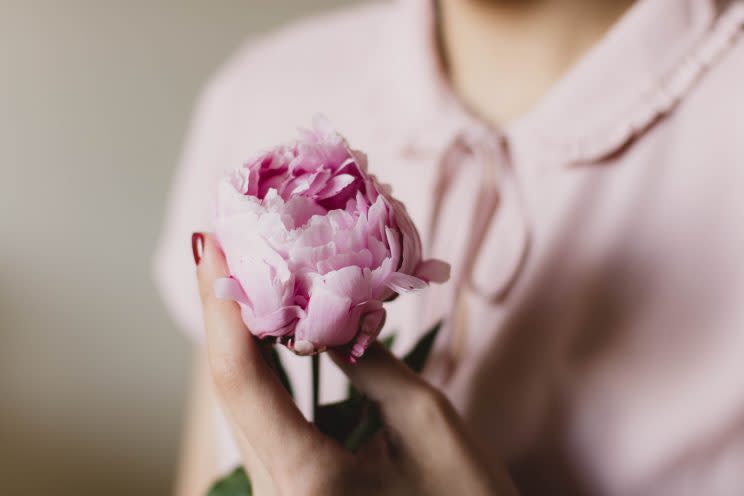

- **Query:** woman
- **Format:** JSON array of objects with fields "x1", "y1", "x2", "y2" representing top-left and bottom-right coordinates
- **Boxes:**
[{"x1": 154, "y1": 0, "x2": 744, "y2": 494}]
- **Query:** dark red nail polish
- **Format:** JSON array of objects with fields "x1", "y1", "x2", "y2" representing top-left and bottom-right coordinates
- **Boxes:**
[{"x1": 192, "y1": 232, "x2": 205, "y2": 265}]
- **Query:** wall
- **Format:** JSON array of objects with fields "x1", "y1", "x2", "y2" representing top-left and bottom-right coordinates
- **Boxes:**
[{"x1": 0, "y1": 1, "x2": 355, "y2": 493}]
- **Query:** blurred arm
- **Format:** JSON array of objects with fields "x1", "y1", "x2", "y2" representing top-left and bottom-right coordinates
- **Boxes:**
[{"x1": 174, "y1": 350, "x2": 219, "y2": 496}]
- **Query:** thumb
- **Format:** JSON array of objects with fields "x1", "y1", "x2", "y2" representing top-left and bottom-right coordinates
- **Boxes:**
[
  {"x1": 194, "y1": 233, "x2": 336, "y2": 477},
  {"x1": 331, "y1": 342, "x2": 454, "y2": 448}
]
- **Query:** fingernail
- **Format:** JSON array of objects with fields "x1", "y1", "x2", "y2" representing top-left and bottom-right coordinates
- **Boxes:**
[{"x1": 192, "y1": 232, "x2": 205, "y2": 265}]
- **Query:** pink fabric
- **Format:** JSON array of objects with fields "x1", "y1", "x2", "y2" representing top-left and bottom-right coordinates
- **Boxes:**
[{"x1": 153, "y1": 0, "x2": 744, "y2": 494}]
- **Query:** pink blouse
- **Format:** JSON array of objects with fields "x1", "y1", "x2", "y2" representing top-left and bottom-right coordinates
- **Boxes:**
[{"x1": 154, "y1": 0, "x2": 744, "y2": 493}]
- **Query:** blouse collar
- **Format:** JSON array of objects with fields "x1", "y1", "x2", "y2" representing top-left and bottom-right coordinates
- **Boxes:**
[{"x1": 375, "y1": 0, "x2": 743, "y2": 166}]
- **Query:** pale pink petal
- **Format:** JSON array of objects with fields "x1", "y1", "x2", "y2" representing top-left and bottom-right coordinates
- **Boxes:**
[
  {"x1": 353, "y1": 248, "x2": 374, "y2": 269},
  {"x1": 351, "y1": 190, "x2": 369, "y2": 216},
  {"x1": 385, "y1": 226, "x2": 401, "y2": 268},
  {"x1": 282, "y1": 196, "x2": 325, "y2": 229},
  {"x1": 326, "y1": 208, "x2": 355, "y2": 231},
  {"x1": 366, "y1": 196, "x2": 388, "y2": 239},
  {"x1": 330, "y1": 228, "x2": 354, "y2": 253},
  {"x1": 213, "y1": 277, "x2": 250, "y2": 305},
  {"x1": 305, "y1": 169, "x2": 334, "y2": 198},
  {"x1": 316, "y1": 173, "x2": 356, "y2": 199},
  {"x1": 213, "y1": 117, "x2": 444, "y2": 350},
  {"x1": 322, "y1": 265, "x2": 372, "y2": 303},
  {"x1": 245, "y1": 164, "x2": 260, "y2": 197},
  {"x1": 371, "y1": 257, "x2": 395, "y2": 294},
  {"x1": 241, "y1": 305, "x2": 303, "y2": 338},
  {"x1": 294, "y1": 283, "x2": 353, "y2": 346},
  {"x1": 388, "y1": 198, "x2": 422, "y2": 274},
  {"x1": 349, "y1": 148, "x2": 369, "y2": 172},
  {"x1": 312, "y1": 113, "x2": 337, "y2": 140},
  {"x1": 352, "y1": 213, "x2": 370, "y2": 250},
  {"x1": 216, "y1": 178, "x2": 262, "y2": 218},
  {"x1": 219, "y1": 244, "x2": 294, "y2": 319},
  {"x1": 386, "y1": 272, "x2": 427, "y2": 294},
  {"x1": 289, "y1": 242, "x2": 336, "y2": 271},
  {"x1": 367, "y1": 236, "x2": 388, "y2": 267},
  {"x1": 317, "y1": 252, "x2": 356, "y2": 274},
  {"x1": 295, "y1": 217, "x2": 333, "y2": 248}
]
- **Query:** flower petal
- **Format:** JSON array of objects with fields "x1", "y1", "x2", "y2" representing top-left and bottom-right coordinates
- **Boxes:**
[
  {"x1": 386, "y1": 272, "x2": 427, "y2": 294},
  {"x1": 242, "y1": 305, "x2": 303, "y2": 338},
  {"x1": 294, "y1": 284, "x2": 353, "y2": 346},
  {"x1": 213, "y1": 277, "x2": 250, "y2": 305},
  {"x1": 316, "y1": 173, "x2": 356, "y2": 200},
  {"x1": 278, "y1": 195, "x2": 325, "y2": 229}
]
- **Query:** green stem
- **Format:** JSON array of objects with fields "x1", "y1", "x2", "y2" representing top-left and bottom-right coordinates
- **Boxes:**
[
  {"x1": 344, "y1": 404, "x2": 382, "y2": 452},
  {"x1": 311, "y1": 353, "x2": 320, "y2": 421}
]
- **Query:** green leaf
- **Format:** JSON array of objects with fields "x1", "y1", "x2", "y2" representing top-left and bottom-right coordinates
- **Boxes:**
[
  {"x1": 380, "y1": 333, "x2": 397, "y2": 349},
  {"x1": 343, "y1": 403, "x2": 381, "y2": 452},
  {"x1": 403, "y1": 320, "x2": 442, "y2": 373},
  {"x1": 207, "y1": 466, "x2": 251, "y2": 496},
  {"x1": 269, "y1": 346, "x2": 293, "y2": 398},
  {"x1": 315, "y1": 395, "x2": 365, "y2": 443}
]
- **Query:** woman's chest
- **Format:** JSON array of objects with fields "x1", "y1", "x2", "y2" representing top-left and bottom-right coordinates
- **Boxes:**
[{"x1": 389, "y1": 132, "x2": 744, "y2": 494}]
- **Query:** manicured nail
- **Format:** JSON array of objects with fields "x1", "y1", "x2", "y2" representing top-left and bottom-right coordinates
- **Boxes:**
[{"x1": 192, "y1": 232, "x2": 205, "y2": 265}]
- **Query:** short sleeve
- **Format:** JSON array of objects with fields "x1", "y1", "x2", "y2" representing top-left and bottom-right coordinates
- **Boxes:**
[{"x1": 152, "y1": 59, "x2": 241, "y2": 341}]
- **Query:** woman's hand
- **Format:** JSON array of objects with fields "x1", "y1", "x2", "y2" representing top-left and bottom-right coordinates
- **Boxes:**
[{"x1": 193, "y1": 233, "x2": 517, "y2": 495}]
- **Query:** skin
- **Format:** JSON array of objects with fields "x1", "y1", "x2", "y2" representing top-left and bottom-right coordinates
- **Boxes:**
[
  {"x1": 193, "y1": 234, "x2": 518, "y2": 495},
  {"x1": 174, "y1": 1, "x2": 635, "y2": 494},
  {"x1": 438, "y1": 0, "x2": 635, "y2": 124}
]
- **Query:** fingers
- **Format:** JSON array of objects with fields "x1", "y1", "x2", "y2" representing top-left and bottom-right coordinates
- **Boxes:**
[
  {"x1": 224, "y1": 413, "x2": 279, "y2": 496},
  {"x1": 194, "y1": 233, "x2": 334, "y2": 475},
  {"x1": 332, "y1": 343, "x2": 503, "y2": 492},
  {"x1": 331, "y1": 343, "x2": 455, "y2": 446},
  {"x1": 332, "y1": 343, "x2": 422, "y2": 407}
]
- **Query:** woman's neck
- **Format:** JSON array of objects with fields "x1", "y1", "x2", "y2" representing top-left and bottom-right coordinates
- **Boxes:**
[{"x1": 437, "y1": 0, "x2": 635, "y2": 125}]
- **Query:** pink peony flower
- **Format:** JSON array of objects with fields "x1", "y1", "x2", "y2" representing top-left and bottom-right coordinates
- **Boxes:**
[{"x1": 213, "y1": 116, "x2": 449, "y2": 361}]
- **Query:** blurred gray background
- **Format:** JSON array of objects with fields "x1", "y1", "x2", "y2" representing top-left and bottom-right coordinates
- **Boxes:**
[{"x1": 0, "y1": 1, "x2": 353, "y2": 494}]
